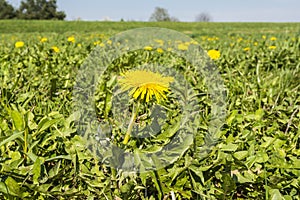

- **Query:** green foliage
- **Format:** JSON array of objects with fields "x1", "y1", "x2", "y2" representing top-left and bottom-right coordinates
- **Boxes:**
[
  {"x1": 0, "y1": 0, "x2": 16, "y2": 19},
  {"x1": 0, "y1": 0, "x2": 65, "y2": 20},
  {"x1": 17, "y1": 0, "x2": 65, "y2": 20},
  {"x1": 0, "y1": 21, "x2": 300, "y2": 199}
]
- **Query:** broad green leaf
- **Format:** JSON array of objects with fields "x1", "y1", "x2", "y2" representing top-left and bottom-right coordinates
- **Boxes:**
[
  {"x1": 255, "y1": 108, "x2": 264, "y2": 120},
  {"x1": 5, "y1": 176, "x2": 22, "y2": 196},
  {"x1": 220, "y1": 143, "x2": 238, "y2": 152},
  {"x1": 233, "y1": 151, "x2": 248, "y2": 160},
  {"x1": 245, "y1": 156, "x2": 256, "y2": 169},
  {"x1": 0, "y1": 181, "x2": 8, "y2": 194},
  {"x1": 269, "y1": 189, "x2": 283, "y2": 200},
  {"x1": 234, "y1": 172, "x2": 254, "y2": 183},
  {"x1": 256, "y1": 152, "x2": 269, "y2": 163},
  {"x1": 11, "y1": 110, "x2": 24, "y2": 131}
]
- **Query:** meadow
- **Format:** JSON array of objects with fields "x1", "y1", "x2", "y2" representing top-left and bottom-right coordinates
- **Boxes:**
[{"x1": 0, "y1": 21, "x2": 299, "y2": 199}]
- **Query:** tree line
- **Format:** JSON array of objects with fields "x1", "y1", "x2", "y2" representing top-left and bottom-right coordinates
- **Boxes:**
[
  {"x1": 150, "y1": 7, "x2": 212, "y2": 22},
  {"x1": 0, "y1": 0, "x2": 65, "y2": 20}
]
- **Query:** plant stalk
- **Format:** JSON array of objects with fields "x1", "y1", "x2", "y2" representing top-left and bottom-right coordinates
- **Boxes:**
[{"x1": 123, "y1": 102, "x2": 139, "y2": 144}]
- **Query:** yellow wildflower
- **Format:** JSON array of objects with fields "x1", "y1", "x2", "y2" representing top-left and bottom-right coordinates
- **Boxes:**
[
  {"x1": 154, "y1": 39, "x2": 164, "y2": 46},
  {"x1": 107, "y1": 40, "x2": 112, "y2": 45},
  {"x1": 269, "y1": 46, "x2": 276, "y2": 50},
  {"x1": 67, "y1": 36, "x2": 75, "y2": 43},
  {"x1": 51, "y1": 46, "x2": 60, "y2": 53},
  {"x1": 270, "y1": 37, "x2": 277, "y2": 41},
  {"x1": 144, "y1": 46, "x2": 153, "y2": 51},
  {"x1": 118, "y1": 70, "x2": 174, "y2": 103},
  {"x1": 156, "y1": 48, "x2": 164, "y2": 53},
  {"x1": 15, "y1": 41, "x2": 24, "y2": 48},
  {"x1": 207, "y1": 49, "x2": 221, "y2": 60},
  {"x1": 177, "y1": 43, "x2": 189, "y2": 51},
  {"x1": 40, "y1": 37, "x2": 48, "y2": 43},
  {"x1": 243, "y1": 47, "x2": 250, "y2": 51}
]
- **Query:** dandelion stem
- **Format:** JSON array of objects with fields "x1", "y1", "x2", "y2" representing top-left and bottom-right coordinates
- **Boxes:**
[{"x1": 123, "y1": 101, "x2": 140, "y2": 144}]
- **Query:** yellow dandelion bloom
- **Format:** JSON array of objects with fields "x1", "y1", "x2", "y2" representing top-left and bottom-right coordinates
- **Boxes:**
[
  {"x1": 67, "y1": 36, "x2": 75, "y2": 43},
  {"x1": 207, "y1": 49, "x2": 221, "y2": 60},
  {"x1": 154, "y1": 39, "x2": 164, "y2": 46},
  {"x1": 107, "y1": 40, "x2": 112, "y2": 45},
  {"x1": 270, "y1": 37, "x2": 277, "y2": 41},
  {"x1": 262, "y1": 35, "x2": 266, "y2": 39},
  {"x1": 177, "y1": 43, "x2": 189, "y2": 51},
  {"x1": 15, "y1": 41, "x2": 24, "y2": 48},
  {"x1": 269, "y1": 46, "x2": 276, "y2": 50},
  {"x1": 254, "y1": 42, "x2": 258, "y2": 46},
  {"x1": 118, "y1": 70, "x2": 174, "y2": 103},
  {"x1": 237, "y1": 37, "x2": 243, "y2": 42},
  {"x1": 51, "y1": 46, "x2": 60, "y2": 53},
  {"x1": 94, "y1": 41, "x2": 101, "y2": 46},
  {"x1": 243, "y1": 47, "x2": 250, "y2": 51},
  {"x1": 156, "y1": 48, "x2": 164, "y2": 53},
  {"x1": 144, "y1": 46, "x2": 153, "y2": 51},
  {"x1": 40, "y1": 37, "x2": 48, "y2": 43}
]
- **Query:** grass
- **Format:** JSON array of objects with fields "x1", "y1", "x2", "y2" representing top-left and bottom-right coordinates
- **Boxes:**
[{"x1": 0, "y1": 20, "x2": 299, "y2": 199}]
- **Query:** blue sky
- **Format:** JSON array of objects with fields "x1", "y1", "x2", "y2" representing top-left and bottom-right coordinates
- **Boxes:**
[{"x1": 7, "y1": 0, "x2": 300, "y2": 22}]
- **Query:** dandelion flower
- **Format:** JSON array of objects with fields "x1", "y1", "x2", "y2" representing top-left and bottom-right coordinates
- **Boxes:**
[
  {"x1": 156, "y1": 48, "x2": 164, "y2": 53},
  {"x1": 269, "y1": 46, "x2": 276, "y2": 50},
  {"x1": 270, "y1": 37, "x2": 277, "y2": 41},
  {"x1": 118, "y1": 70, "x2": 174, "y2": 103},
  {"x1": 243, "y1": 47, "x2": 250, "y2": 51},
  {"x1": 177, "y1": 43, "x2": 189, "y2": 50},
  {"x1": 154, "y1": 39, "x2": 164, "y2": 46},
  {"x1": 15, "y1": 41, "x2": 24, "y2": 48},
  {"x1": 40, "y1": 37, "x2": 48, "y2": 43},
  {"x1": 67, "y1": 36, "x2": 75, "y2": 43},
  {"x1": 207, "y1": 49, "x2": 221, "y2": 60},
  {"x1": 107, "y1": 40, "x2": 112, "y2": 45},
  {"x1": 144, "y1": 46, "x2": 153, "y2": 51},
  {"x1": 51, "y1": 46, "x2": 60, "y2": 53}
]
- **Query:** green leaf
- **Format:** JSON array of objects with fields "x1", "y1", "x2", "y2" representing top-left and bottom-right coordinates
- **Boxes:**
[
  {"x1": 233, "y1": 151, "x2": 248, "y2": 160},
  {"x1": 220, "y1": 143, "x2": 238, "y2": 152},
  {"x1": 269, "y1": 189, "x2": 283, "y2": 200},
  {"x1": 0, "y1": 181, "x2": 8, "y2": 194},
  {"x1": 5, "y1": 176, "x2": 22, "y2": 197},
  {"x1": 32, "y1": 157, "x2": 42, "y2": 184},
  {"x1": 11, "y1": 110, "x2": 24, "y2": 131},
  {"x1": 0, "y1": 131, "x2": 23, "y2": 147},
  {"x1": 34, "y1": 117, "x2": 62, "y2": 136},
  {"x1": 255, "y1": 108, "x2": 264, "y2": 120}
]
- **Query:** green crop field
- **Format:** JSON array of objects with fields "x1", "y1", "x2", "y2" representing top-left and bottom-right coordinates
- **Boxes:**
[{"x1": 0, "y1": 20, "x2": 299, "y2": 199}]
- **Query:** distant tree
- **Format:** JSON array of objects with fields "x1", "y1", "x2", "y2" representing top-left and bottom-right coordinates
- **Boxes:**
[
  {"x1": 170, "y1": 16, "x2": 180, "y2": 22},
  {"x1": 17, "y1": 0, "x2": 65, "y2": 20},
  {"x1": 149, "y1": 7, "x2": 180, "y2": 22},
  {"x1": 149, "y1": 7, "x2": 171, "y2": 22},
  {"x1": 0, "y1": 0, "x2": 16, "y2": 19},
  {"x1": 195, "y1": 12, "x2": 212, "y2": 22}
]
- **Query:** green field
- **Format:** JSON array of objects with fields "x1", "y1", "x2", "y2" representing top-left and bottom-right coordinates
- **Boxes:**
[{"x1": 0, "y1": 21, "x2": 300, "y2": 199}]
